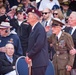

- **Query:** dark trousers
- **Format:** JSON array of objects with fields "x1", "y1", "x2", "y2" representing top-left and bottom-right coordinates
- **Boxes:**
[{"x1": 31, "y1": 66, "x2": 47, "y2": 75}]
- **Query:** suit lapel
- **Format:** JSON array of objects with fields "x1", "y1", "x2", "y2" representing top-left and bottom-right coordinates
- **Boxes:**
[
  {"x1": 72, "y1": 29, "x2": 76, "y2": 35},
  {"x1": 29, "y1": 22, "x2": 39, "y2": 35}
]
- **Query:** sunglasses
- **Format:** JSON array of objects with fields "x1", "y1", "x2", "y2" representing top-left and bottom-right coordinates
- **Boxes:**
[
  {"x1": 53, "y1": 13, "x2": 58, "y2": 15},
  {"x1": 42, "y1": 12, "x2": 50, "y2": 15}
]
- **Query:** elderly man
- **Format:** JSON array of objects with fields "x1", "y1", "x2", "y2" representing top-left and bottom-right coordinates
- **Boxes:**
[
  {"x1": 0, "y1": 43, "x2": 18, "y2": 75},
  {"x1": 48, "y1": 18, "x2": 75, "y2": 75},
  {"x1": 63, "y1": 12, "x2": 76, "y2": 75},
  {"x1": 25, "y1": 8, "x2": 49, "y2": 75},
  {"x1": 0, "y1": 22, "x2": 23, "y2": 56}
]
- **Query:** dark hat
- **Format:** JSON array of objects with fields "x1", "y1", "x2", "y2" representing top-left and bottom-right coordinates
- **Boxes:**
[
  {"x1": 16, "y1": 4, "x2": 24, "y2": 12},
  {"x1": 26, "y1": 8, "x2": 42, "y2": 17},
  {"x1": 61, "y1": 0, "x2": 69, "y2": 6},
  {"x1": 0, "y1": 22, "x2": 12, "y2": 28},
  {"x1": 52, "y1": 5, "x2": 60, "y2": 10},
  {"x1": 52, "y1": 18, "x2": 64, "y2": 27}
]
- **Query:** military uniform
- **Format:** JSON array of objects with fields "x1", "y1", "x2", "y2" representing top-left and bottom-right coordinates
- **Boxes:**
[{"x1": 48, "y1": 31, "x2": 75, "y2": 75}]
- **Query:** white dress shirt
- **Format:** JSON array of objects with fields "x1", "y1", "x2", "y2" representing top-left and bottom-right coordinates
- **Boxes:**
[
  {"x1": 71, "y1": 26, "x2": 76, "y2": 35},
  {"x1": 39, "y1": 0, "x2": 60, "y2": 11}
]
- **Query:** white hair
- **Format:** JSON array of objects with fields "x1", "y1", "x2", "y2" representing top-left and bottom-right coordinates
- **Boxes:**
[{"x1": 70, "y1": 12, "x2": 76, "y2": 19}]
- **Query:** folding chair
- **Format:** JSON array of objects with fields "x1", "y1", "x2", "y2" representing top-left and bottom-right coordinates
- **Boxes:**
[
  {"x1": 45, "y1": 60, "x2": 55, "y2": 75},
  {"x1": 15, "y1": 56, "x2": 29, "y2": 75}
]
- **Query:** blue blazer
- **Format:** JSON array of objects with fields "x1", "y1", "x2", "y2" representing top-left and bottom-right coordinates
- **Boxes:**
[{"x1": 27, "y1": 22, "x2": 49, "y2": 68}]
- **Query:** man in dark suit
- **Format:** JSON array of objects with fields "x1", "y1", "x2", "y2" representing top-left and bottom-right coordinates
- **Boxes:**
[
  {"x1": 0, "y1": 43, "x2": 18, "y2": 75},
  {"x1": 25, "y1": 8, "x2": 49, "y2": 75},
  {"x1": 63, "y1": 12, "x2": 76, "y2": 75}
]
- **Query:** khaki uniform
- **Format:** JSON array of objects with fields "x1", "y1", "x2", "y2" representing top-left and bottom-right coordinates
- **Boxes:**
[{"x1": 48, "y1": 31, "x2": 75, "y2": 75}]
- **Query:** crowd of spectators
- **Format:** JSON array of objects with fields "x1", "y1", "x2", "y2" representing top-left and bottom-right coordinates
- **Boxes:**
[{"x1": 0, "y1": 0, "x2": 76, "y2": 75}]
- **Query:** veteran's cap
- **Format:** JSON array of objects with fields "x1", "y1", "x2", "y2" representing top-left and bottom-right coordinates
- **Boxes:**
[
  {"x1": 0, "y1": 22, "x2": 12, "y2": 28},
  {"x1": 26, "y1": 8, "x2": 42, "y2": 17},
  {"x1": 16, "y1": 4, "x2": 24, "y2": 12},
  {"x1": 52, "y1": 18, "x2": 64, "y2": 27},
  {"x1": 61, "y1": 0, "x2": 69, "y2": 6}
]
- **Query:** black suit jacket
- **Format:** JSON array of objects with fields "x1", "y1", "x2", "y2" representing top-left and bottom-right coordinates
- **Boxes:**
[
  {"x1": 0, "y1": 53, "x2": 18, "y2": 74},
  {"x1": 27, "y1": 22, "x2": 49, "y2": 68},
  {"x1": 10, "y1": 19, "x2": 31, "y2": 55},
  {"x1": 63, "y1": 27, "x2": 76, "y2": 69}
]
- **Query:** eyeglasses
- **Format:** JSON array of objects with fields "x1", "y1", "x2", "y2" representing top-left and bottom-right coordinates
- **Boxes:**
[
  {"x1": 42, "y1": 12, "x2": 50, "y2": 15},
  {"x1": 53, "y1": 13, "x2": 58, "y2": 15}
]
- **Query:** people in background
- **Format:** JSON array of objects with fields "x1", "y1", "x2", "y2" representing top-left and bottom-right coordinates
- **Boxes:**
[
  {"x1": 61, "y1": 0, "x2": 72, "y2": 19},
  {"x1": 0, "y1": 43, "x2": 18, "y2": 75},
  {"x1": 39, "y1": 0, "x2": 60, "y2": 11},
  {"x1": 41, "y1": 8, "x2": 52, "y2": 37},
  {"x1": 21, "y1": 0, "x2": 36, "y2": 12},
  {"x1": 10, "y1": 6, "x2": 31, "y2": 56},
  {"x1": 53, "y1": 9, "x2": 65, "y2": 24},
  {"x1": 63, "y1": 12, "x2": 76, "y2": 75},
  {"x1": 0, "y1": 22, "x2": 23, "y2": 56},
  {"x1": 0, "y1": 5, "x2": 7, "y2": 23},
  {"x1": 7, "y1": 5, "x2": 17, "y2": 20}
]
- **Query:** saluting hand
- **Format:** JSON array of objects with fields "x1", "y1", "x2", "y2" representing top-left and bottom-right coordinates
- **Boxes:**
[
  {"x1": 0, "y1": 47, "x2": 6, "y2": 53},
  {"x1": 45, "y1": 26, "x2": 50, "y2": 32}
]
